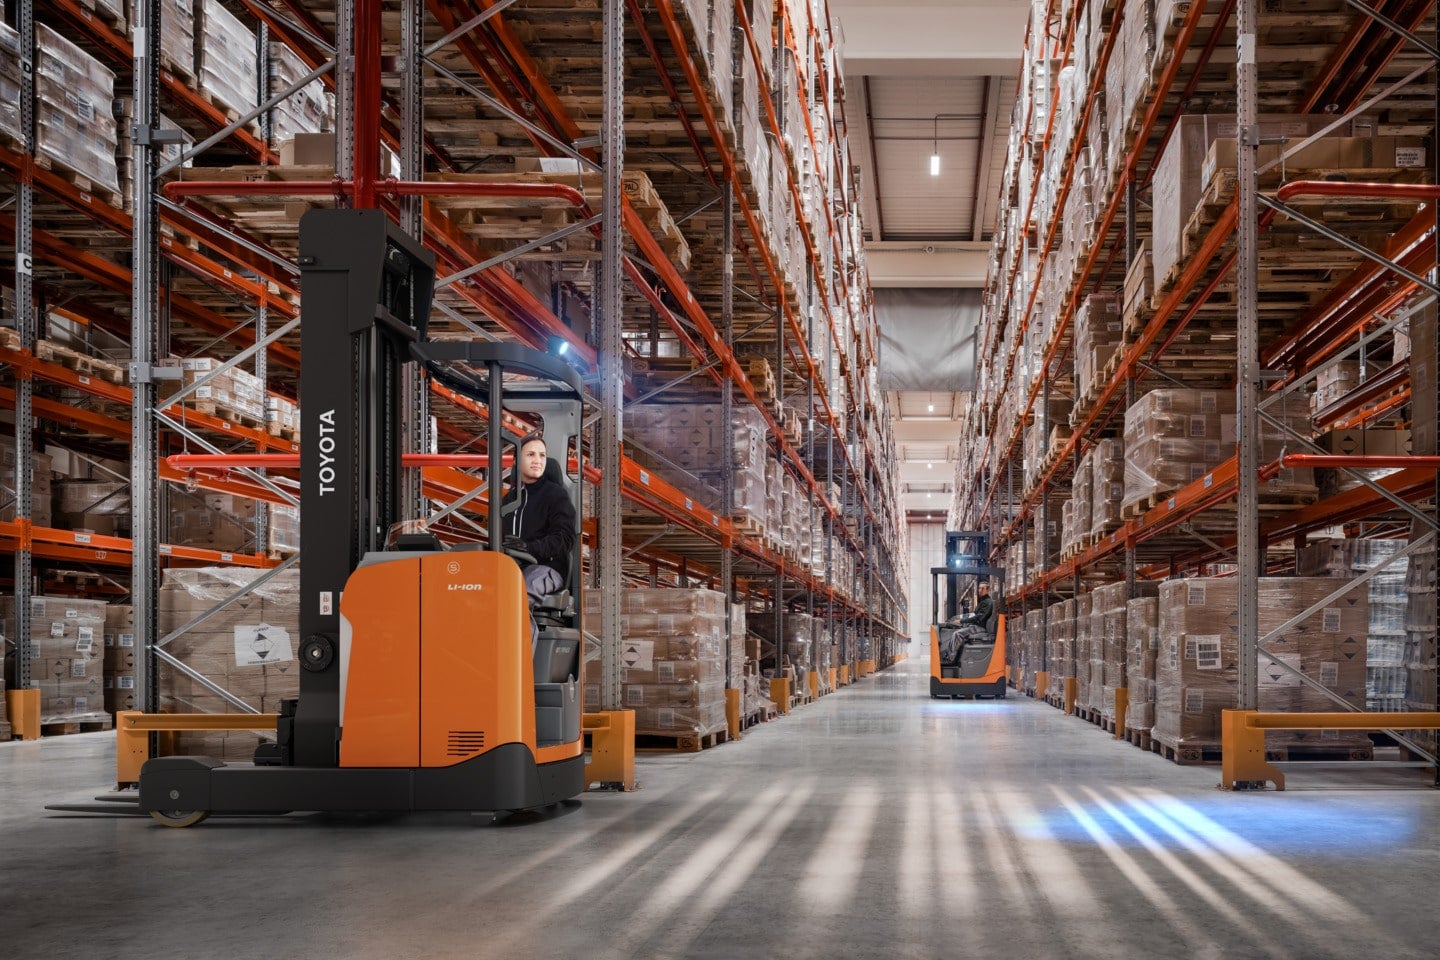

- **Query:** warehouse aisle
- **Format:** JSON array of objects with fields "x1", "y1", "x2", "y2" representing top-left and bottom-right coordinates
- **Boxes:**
[{"x1": 4, "y1": 663, "x2": 1439, "y2": 960}]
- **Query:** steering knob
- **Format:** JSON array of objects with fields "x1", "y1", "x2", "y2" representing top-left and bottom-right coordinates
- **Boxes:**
[{"x1": 300, "y1": 635, "x2": 335, "y2": 672}]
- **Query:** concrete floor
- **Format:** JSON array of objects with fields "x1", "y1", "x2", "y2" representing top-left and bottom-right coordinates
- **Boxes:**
[{"x1": 4, "y1": 646, "x2": 1440, "y2": 960}]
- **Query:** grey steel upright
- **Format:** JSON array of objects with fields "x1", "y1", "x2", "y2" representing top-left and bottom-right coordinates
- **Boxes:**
[
  {"x1": 596, "y1": 0, "x2": 626, "y2": 712},
  {"x1": 130, "y1": 0, "x2": 162, "y2": 713},
  {"x1": 1235, "y1": 0, "x2": 1261, "y2": 709}
]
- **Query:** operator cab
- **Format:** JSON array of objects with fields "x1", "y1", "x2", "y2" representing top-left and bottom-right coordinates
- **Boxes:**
[{"x1": 929, "y1": 530, "x2": 1008, "y2": 700}]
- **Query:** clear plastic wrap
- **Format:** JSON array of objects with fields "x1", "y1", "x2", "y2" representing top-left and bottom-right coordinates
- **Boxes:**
[
  {"x1": 1089, "y1": 438, "x2": 1126, "y2": 536},
  {"x1": 582, "y1": 588, "x2": 728, "y2": 737},
  {"x1": 1155, "y1": 578, "x2": 1369, "y2": 750},
  {"x1": 1125, "y1": 596, "x2": 1159, "y2": 732},
  {"x1": 1123, "y1": 389, "x2": 1316, "y2": 511},
  {"x1": 196, "y1": 0, "x2": 258, "y2": 121},
  {"x1": 1, "y1": 441, "x2": 52, "y2": 527},
  {"x1": 168, "y1": 491, "x2": 261, "y2": 553},
  {"x1": 0, "y1": 22, "x2": 20, "y2": 144},
  {"x1": 1048, "y1": 599, "x2": 1072, "y2": 698},
  {"x1": 267, "y1": 41, "x2": 330, "y2": 147},
  {"x1": 1, "y1": 596, "x2": 108, "y2": 724},
  {"x1": 104, "y1": 604, "x2": 137, "y2": 714},
  {"x1": 35, "y1": 25, "x2": 122, "y2": 196},
  {"x1": 1073, "y1": 293, "x2": 1123, "y2": 404},
  {"x1": 1297, "y1": 538, "x2": 1409, "y2": 711},
  {"x1": 1074, "y1": 593, "x2": 1095, "y2": 710},
  {"x1": 624, "y1": 403, "x2": 770, "y2": 532},
  {"x1": 156, "y1": 566, "x2": 299, "y2": 759}
]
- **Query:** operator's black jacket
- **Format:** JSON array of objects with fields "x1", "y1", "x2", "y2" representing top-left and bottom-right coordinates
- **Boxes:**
[
  {"x1": 965, "y1": 593, "x2": 994, "y2": 630},
  {"x1": 506, "y1": 473, "x2": 577, "y2": 572}
]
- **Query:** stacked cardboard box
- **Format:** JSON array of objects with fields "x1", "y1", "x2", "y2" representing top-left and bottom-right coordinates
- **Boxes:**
[
  {"x1": 268, "y1": 503, "x2": 300, "y2": 555},
  {"x1": 1073, "y1": 294, "x2": 1123, "y2": 410},
  {"x1": 1089, "y1": 438, "x2": 1125, "y2": 537},
  {"x1": 1049, "y1": 598, "x2": 1072, "y2": 699},
  {"x1": 267, "y1": 41, "x2": 330, "y2": 147},
  {"x1": 1, "y1": 440, "x2": 53, "y2": 527},
  {"x1": 195, "y1": 0, "x2": 258, "y2": 123},
  {"x1": 1124, "y1": 596, "x2": 1160, "y2": 734},
  {"x1": 0, "y1": 23, "x2": 19, "y2": 144},
  {"x1": 265, "y1": 395, "x2": 300, "y2": 439},
  {"x1": 1091, "y1": 581, "x2": 1160, "y2": 721},
  {"x1": 34, "y1": 25, "x2": 122, "y2": 198},
  {"x1": 134, "y1": 0, "x2": 196, "y2": 80},
  {"x1": 1154, "y1": 578, "x2": 1369, "y2": 751},
  {"x1": 104, "y1": 604, "x2": 136, "y2": 714},
  {"x1": 56, "y1": 480, "x2": 128, "y2": 534},
  {"x1": 157, "y1": 566, "x2": 299, "y2": 760},
  {"x1": 1, "y1": 596, "x2": 108, "y2": 724},
  {"x1": 168, "y1": 490, "x2": 260, "y2": 554},
  {"x1": 582, "y1": 588, "x2": 728, "y2": 738},
  {"x1": 1075, "y1": 593, "x2": 1096, "y2": 711},
  {"x1": 1404, "y1": 529, "x2": 1436, "y2": 734},
  {"x1": 752, "y1": 611, "x2": 820, "y2": 679},
  {"x1": 1297, "y1": 539, "x2": 1409, "y2": 711},
  {"x1": 1123, "y1": 389, "x2": 1316, "y2": 513},
  {"x1": 624, "y1": 403, "x2": 769, "y2": 532}
]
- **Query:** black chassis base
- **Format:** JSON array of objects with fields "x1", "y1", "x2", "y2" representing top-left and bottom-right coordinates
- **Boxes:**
[
  {"x1": 139, "y1": 743, "x2": 585, "y2": 817},
  {"x1": 931, "y1": 676, "x2": 1007, "y2": 700}
]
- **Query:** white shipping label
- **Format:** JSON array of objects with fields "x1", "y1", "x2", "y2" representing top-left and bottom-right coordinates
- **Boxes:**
[
  {"x1": 659, "y1": 708, "x2": 676, "y2": 729},
  {"x1": 74, "y1": 697, "x2": 88, "y2": 712},
  {"x1": 1184, "y1": 637, "x2": 1197, "y2": 661},
  {"x1": 117, "y1": 675, "x2": 134, "y2": 689},
  {"x1": 1322, "y1": 607, "x2": 1341, "y2": 633},
  {"x1": 1395, "y1": 146, "x2": 1427, "y2": 168},
  {"x1": 657, "y1": 661, "x2": 676, "y2": 683},
  {"x1": 1184, "y1": 688, "x2": 1205, "y2": 715},
  {"x1": 66, "y1": 608, "x2": 80, "y2": 619},
  {"x1": 78, "y1": 625, "x2": 94, "y2": 643},
  {"x1": 1201, "y1": 392, "x2": 1218, "y2": 413},
  {"x1": 620, "y1": 640, "x2": 654, "y2": 672},
  {"x1": 1167, "y1": 637, "x2": 1180, "y2": 670},
  {"x1": 1189, "y1": 415, "x2": 1208, "y2": 437},
  {"x1": 1187, "y1": 582, "x2": 1206, "y2": 606},
  {"x1": 1193, "y1": 636, "x2": 1222, "y2": 670},
  {"x1": 233, "y1": 624, "x2": 294, "y2": 667},
  {"x1": 1260, "y1": 653, "x2": 1303, "y2": 687},
  {"x1": 50, "y1": 621, "x2": 65, "y2": 638},
  {"x1": 626, "y1": 686, "x2": 645, "y2": 707},
  {"x1": 1320, "y1": 661, "x2": 1339, "y2": 686},
  {"x1": 70, "y1": 661, "x2": 88, "y2": 678},
  {"x1": 119, "y1": 633, "x2": 134, "y2": 648}
]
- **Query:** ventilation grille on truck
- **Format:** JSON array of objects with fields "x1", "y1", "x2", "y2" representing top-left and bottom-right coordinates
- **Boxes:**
[{"x1": 447, "y1": 731, "x2": 486, "y2": 757}]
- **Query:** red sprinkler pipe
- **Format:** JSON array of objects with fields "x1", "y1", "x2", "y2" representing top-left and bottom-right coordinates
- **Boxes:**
[
  {"x1": 1275, "y1": 181, "x2": 1440, "y2": 203},
  {"x1": 166, "y1": 453, "x2": 514, "y2": 470},
  {"x1": 352, "y1": 0, "x2": 382, "y2": 208},
  {"x1": 1258, "y1": 454, "x2": 1440, "y2": 481}
]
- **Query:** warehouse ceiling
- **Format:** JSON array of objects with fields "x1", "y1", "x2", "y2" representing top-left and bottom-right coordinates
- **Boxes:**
[{"x1": 831, "y1": 0, "x2": 1028, "y2": 516}]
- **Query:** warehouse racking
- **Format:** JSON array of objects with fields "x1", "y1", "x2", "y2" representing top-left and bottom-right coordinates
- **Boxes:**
[
  {"x1": 0, "y1": 0, "x2": 906, "y2": 743},
  {"x1": 953, "y1": 0, "x2": 1438, "y2": 768}
]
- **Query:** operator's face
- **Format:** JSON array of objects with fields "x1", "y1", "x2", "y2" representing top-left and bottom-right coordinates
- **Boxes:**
[{"x1": 520, "y1": 439, "x2": 548, "y2": 482}]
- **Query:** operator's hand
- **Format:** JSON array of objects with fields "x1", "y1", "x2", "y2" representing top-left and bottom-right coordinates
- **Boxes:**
[{"x1": 503, "y1": 535, "x2": 529, "y2": 554}]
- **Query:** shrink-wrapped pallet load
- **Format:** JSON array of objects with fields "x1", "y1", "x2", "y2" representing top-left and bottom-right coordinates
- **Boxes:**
[
  {"x1": 1154, "y1": 578, "x2": 1370, "y2": 756},
  {"x1": 156, "y1": 567, "x2": 299, "y2": 759},
  {"x1": 195, "y1": 0, "x2": 258, "y2": 122},
  {"x1": 34, "y1": 25, "x2": 122, "y2": 200},
  {"x1": 1125, "y1": 596, "x2": 1160, "y2": 735},
  {"x1": 267, "y1": 41, "x2": 330, "y2": 147},
  {"x1": 1297, "y1": 539, "x2": 1409, "y2": 712},
  {"x1": 1122, "y1": 389, "x2": 1316, "y2": 514},
  {"x1": 583, "y1": 588, "x2": 728, "y2": 739},
  {"x1": 104, "y1": 604, "x2": 137, "y2": 714},
  {"x1": 1, "y1": 596, "x2": 108, "y2": 725},
  {"x1": 1, "y1": 440, "x2": 53, "y2": 528}
]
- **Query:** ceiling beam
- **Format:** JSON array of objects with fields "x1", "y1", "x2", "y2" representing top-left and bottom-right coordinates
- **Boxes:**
[
  {"x1": 857, "y1": 76, "x2": 885, "y2": 241},
  {"x1": 864, "y1": 241, "x2": 989, "y2": 287},
  {"x1": 832, "y1": 2, "x2": 1028, "y2": 77},
  {"x1": 970, "y1": 76, "x2": 1002, "y2": 242}
]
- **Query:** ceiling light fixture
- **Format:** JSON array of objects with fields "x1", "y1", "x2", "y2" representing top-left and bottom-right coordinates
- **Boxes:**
[
  {"x1": 930, "y1": 116, "x2": 941, "y2": 177},
  {"x1": 927, "y1": 403, "x2": 935, "y2": 413}
]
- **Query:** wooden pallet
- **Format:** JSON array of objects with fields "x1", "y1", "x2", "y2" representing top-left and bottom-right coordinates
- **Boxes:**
[
  {"x1": 33, "y1": 341, "x2": 125, "y2": 383},
  {"x1": 732, "y1": 516, "x2": 767, "y2": 539},
  {"x1": 32, "y1": 153, "x2": 124, "y2": 209},
  {"x1": 0, "y1": 720, "x2": 12, "y2": 741},
  {"x1": 41, "y1": 716, "x2": 113, "y2": 737},
  {"x1": 635, "y1": 727, "x2": 730, "y2": 753},
  {"x1": 1125, "y1": 727, "x2": 1156, "y2": 753},
  {"x1": 1153, "y1": 737, "x2": 1223, "y2": 766}
]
